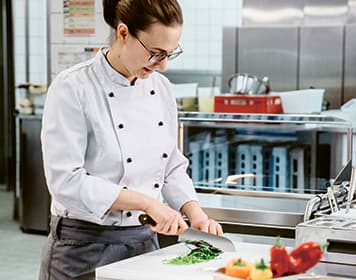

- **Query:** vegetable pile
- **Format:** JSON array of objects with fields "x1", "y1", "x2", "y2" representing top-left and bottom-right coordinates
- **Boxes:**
[
  {"x1": 165, "y1": 240, "x2": 222, "y2": 265},
  {"x1": 224, "y1": 237, "x2": 327, "y2": 279},
  {"x1": 225, "y1": 258, "x2": 272, "y2": 280}
]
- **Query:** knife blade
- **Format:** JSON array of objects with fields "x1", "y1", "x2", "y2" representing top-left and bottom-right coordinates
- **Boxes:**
[{"x1": 138, "y1": 214, "x2": 235, "y2": 252}]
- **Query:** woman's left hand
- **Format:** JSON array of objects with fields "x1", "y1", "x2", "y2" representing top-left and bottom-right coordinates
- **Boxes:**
[
  {"x1": 181, "y1": 201, "x2": 223, "y2": 236},
  {"x1": 190, "y1": 218, "x2": 223, "y2": 236}
]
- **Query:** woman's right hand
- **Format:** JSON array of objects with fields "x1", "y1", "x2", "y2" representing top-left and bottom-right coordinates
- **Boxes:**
[
  {"x1": 111, "y1": 188, "x2": 188, "y2": 235},
  {"x1": 144, "y1": 202, "x2": 188, "y2": 236}
]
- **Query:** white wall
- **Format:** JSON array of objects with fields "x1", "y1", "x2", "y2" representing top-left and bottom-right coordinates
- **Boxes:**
[
  {"x1": 172, "y1": 0, "x2": 243, "y2": 71},
  {"x1": 13, "y1": 0, "x2": 243, "y2": 87}
]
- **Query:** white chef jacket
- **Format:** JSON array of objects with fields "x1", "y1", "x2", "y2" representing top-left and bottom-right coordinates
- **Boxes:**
[{"x1": 41, "y1": 48, "x2": 198, "y2": 226}]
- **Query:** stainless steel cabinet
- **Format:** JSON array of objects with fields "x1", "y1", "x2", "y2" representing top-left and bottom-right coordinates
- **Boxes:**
[{"x1": 17, "y1": 115, "x2": 50, "y2": 233}]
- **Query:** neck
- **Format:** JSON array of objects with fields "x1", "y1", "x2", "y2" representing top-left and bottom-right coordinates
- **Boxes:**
[{"x1": 106, "y1": 47, "x2": 136, "y2": 83}]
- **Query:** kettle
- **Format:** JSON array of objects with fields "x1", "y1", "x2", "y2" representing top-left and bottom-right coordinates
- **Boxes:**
[{"x1": 228, "y1": 73, "x2": 270, "y2": 95}]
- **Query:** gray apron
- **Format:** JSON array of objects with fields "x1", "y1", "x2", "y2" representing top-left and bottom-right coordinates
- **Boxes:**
[{"x1": 38, "y1": 216, "x2": 159, "y2": 280}]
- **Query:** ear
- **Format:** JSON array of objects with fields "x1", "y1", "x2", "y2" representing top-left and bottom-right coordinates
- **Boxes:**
[{"x1": 116, "y1": 23, "x2": 129, "y2": 43}]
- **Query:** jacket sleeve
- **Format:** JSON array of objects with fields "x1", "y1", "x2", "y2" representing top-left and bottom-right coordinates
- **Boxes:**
[
  {"x1": 160, "y1": 80, "x2": 198, "y2": 211},
  {"x1": 41, "y1": 75, "x2": 121, "y2": 221}
]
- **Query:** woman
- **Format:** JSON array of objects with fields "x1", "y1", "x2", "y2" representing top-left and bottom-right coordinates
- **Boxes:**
[{"x1": 39, "y1": 0, "x2": 222, "y2": 279}]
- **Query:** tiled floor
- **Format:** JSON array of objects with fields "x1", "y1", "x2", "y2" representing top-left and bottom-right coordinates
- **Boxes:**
[{"x1": 0, "y1": 189, "x2": 47, "y2": 280}]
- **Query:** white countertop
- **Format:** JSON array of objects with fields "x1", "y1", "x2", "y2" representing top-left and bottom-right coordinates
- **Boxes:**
[
  {"x1": 95, "y1": 241, "x2": 288, "y2": 280},
  {"x1": 95, "y1": 240, "x2": 356, "y2": 280}
]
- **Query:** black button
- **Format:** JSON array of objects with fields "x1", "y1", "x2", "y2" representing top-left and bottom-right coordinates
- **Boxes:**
[
  {"x1": 150, "y1": 90, "x2": 155, "y2": 95},
  {"x1": 127, "y1": 158, "x2": 132, "y2": 163},
  {"x1": 122, "y1": 186, "x2": 128, "y2": 189},
  {"x1": 154, "y1": 183, "x2": 160, "y2": 188},
  {"x1": 118, "y1": 124, "x2": 124, "y2": 129},
  {"x1": 158, "y1": 121, "x2": 164, "y2": 126},
  {"x1": 109, "y1": 92, "x2": 114, "y2": 97},
  {"x1": 162, "y1": 153, "x2": 168, "y2": 158},
  {"x1": 86, "y1": 172, "x2": 90, "y2": 175},
  {"x1": 126, "y1": 211, "x2": 132, "y2": 217}
]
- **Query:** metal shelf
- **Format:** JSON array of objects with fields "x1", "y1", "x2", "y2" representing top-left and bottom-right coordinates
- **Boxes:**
[
  {"x1": 177, "y1": 112, "x2": 354, "y2": 236},
  {"x1": 179, "y1": 112, "x2": 352, "y2": 130}
]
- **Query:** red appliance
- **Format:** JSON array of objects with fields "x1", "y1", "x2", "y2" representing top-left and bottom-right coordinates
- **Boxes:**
[{"x1": 214, "y1": 95, "x2": 283, "y2": 114}]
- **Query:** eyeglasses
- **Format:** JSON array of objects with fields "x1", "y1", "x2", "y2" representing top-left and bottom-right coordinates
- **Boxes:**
[{"x1": 135, "y1": 36, "x2": 183, "y2": 63}]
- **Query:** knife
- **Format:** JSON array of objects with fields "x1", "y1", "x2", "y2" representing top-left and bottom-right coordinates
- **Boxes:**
[{"x1": 139, "y1": 214, "x2": 235, "y2": 252}]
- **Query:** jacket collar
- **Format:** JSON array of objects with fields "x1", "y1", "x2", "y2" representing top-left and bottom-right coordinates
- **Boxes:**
[{"x1": 93, "y1": 48, "x2": 146, "y2": 93}]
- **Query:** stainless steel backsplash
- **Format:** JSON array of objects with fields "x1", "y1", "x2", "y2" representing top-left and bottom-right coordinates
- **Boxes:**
[{"x1": 222, "y1": 0, "x2": 356, "y2": 108}]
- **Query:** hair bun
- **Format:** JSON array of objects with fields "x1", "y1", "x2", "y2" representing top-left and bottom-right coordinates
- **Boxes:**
[{"x1": 102, "y1": 0, "x2": 119, "y2": 29}]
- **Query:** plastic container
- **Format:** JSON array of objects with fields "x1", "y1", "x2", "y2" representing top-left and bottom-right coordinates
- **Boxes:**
[
  {"x1": 277, "y1": 89, "x2": 325, "y2": 114},
  {"x1": 214, "y1": 95, "x2": 283, "y2": 114}
]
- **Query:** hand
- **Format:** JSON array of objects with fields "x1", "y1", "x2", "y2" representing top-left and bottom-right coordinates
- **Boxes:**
[
  {"x1": 190, "y1": 218, "x2": 223, "y2": 236},
  {"x1": 145, "y1": 203, "x2": 188, "y2": 236},
  {"x1": 181, "y1": 201, "x2": 224, "y2": 236}
]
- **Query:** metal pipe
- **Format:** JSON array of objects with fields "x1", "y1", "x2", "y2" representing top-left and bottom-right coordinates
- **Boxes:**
[
  {"x1": 346, "y1": 167, "x2": 356, "y2": 213},
  {"x1": 24, "y1": 0, "x2": 29, "y2": 83}
]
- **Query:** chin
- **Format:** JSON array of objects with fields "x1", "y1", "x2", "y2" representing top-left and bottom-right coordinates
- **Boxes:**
[{"x1": 139, "y1": 69, "x2": 155, "y2": 79}]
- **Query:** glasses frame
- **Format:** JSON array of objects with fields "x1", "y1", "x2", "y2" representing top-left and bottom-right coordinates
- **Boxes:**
[{"x1": 135, "y1": 36, "x2": 183, "y2": 63}]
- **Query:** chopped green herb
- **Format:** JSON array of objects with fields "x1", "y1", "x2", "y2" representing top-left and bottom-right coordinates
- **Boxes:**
[{"x1": 164, "y1": 240, "x2": 222, "y2": 265}]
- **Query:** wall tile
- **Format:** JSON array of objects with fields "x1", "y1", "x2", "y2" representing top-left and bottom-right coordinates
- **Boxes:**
[
  {"x1": 175, "y1": 0, "x2": 242, "y2": 71},
  {"x1": 13, "y1": 0, "x2": 243, "y2": 86}
]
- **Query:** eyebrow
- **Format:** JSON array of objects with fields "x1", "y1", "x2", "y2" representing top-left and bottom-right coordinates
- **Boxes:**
[{"x1": 150, "y1": 45, "x2": 179, "y2": 53}]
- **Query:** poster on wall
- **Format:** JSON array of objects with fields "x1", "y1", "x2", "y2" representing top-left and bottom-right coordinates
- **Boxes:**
[
  {"x1": 54, "y1": 47, "x2": 100, "y2": 74},
  {"x1": 63, "y1": 0, "x2": 95, "y2": 35}
]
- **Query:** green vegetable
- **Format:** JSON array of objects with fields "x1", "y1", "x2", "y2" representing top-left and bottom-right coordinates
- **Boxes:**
[
  {"x1": 165, "y1": 240, "x2": 222, "y2": 265},
  {"x1": 233, "y1": 258, "x2": 246, "y2": 267}
]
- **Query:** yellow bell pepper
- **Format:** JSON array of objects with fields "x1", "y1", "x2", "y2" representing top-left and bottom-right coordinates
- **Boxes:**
[{"x1": 249, "y1": 258, "x2": 273, "y2": 280}]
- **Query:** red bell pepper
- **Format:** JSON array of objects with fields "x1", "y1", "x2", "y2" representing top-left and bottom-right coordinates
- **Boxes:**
[
  {"x1": 270, "y1": 236, "x2": 290, "y2": 277},
  {"x1": 288, "y1": 241, "x2": 328, "y2": 274}
]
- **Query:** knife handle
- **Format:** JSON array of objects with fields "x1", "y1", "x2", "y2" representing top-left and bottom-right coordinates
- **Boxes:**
[{"x1": 139, "y1": 214, "x2": 157, "y2": 226}]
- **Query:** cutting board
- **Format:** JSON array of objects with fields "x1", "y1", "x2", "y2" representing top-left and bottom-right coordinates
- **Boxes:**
[{"x1": 96, "y1": 242, "x2": 272, "y2": 280}]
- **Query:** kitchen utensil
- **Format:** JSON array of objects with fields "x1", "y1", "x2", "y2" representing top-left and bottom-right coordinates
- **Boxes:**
[
  {"x1": 345, "y1": 167, "x2": 356, "y2": 213},
  {"x1": 228, "y1": 73, "x2": 270, "y2": 95},
  {"x1": 326, "y1": 187, "x2": 340, "y2": 213},
  {"x1": 139, "y1": 214, "x2": 235, "y2": 252}
]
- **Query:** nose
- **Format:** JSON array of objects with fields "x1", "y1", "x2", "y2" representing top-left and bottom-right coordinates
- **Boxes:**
[{"x1": 154, "y1": 57, "x2": 168, "y2": 72}]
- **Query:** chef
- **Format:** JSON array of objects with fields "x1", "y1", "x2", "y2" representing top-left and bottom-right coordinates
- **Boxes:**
[{"x1": 38, "y1": 0, "x2": 222, "y2": 279}]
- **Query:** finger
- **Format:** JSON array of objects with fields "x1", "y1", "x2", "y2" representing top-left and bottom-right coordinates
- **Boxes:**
[
  {"x1": 197, "y1": 221, "x2": 209, "y2": 233},
  {"x1": 206, "y1": 220, "x2": 220, "y2": 235},
  {"x1": 166, "y1": 219, "x2": 179, "y2": 235},
  {"x1": 177, "y1": 219, "x2": 188, "y2": 235},
  {"x1": 209, "y1": 221, "x2": 223, "y2": 236},
  {"x1": 216, "y1": 224, "x2": 224, "y2": 236},
  {"x1": 161, "y1": 220, "x2": 172, "y2": 233}
]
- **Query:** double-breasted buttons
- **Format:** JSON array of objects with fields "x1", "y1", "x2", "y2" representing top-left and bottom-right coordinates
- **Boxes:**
[
  {"x1": 127, "y1": 158, "x2": 132, "y2": 163},
  {"x1": 126, "y1": 212, "x2": 132, "y2": 217},
  {"x1": 150, "y1": 90, "x2": 155, "y2": 95},
  {"x1": 118, "y1": 124, "x2": 124, "y2": 129},
  {"x1": 162, "y1": 153, "x2": 168, "y2": 158},
  {"x1": 154, "y1": 183, "x2": 160, "y2": 188},
  {"x1": 108, "y1": 92, "x2": 114, "y2": 97},
  {"x1": 158, "y1": 121, "x2": 164, "y2": 126}
]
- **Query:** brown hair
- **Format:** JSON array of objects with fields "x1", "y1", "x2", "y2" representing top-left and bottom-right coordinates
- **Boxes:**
[{"x1": 102, "y1": 0, "x2": 183, "y2": 36}]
